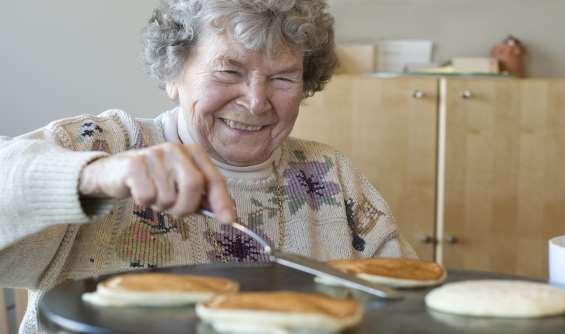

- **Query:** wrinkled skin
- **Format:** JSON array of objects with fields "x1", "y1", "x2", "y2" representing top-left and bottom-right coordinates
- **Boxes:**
[
  {"x1": 170, "y1": 30, "x2": 304, "y2": 166},
  {"x1": 79, "y1": 29, "x2": 305, "y2": 221},
  {"x1": 79, "y1": 143, "x2": 235, "y2": 221}
]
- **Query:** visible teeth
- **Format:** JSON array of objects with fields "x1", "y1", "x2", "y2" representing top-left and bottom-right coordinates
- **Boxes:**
[{"x1": 223, "y1": 119, "x2": 263, "y2": 131}]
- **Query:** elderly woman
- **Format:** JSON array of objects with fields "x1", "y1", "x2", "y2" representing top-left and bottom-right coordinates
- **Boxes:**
[{"x1": 0, "y1": 0, "x2": 415, "y2": 332}]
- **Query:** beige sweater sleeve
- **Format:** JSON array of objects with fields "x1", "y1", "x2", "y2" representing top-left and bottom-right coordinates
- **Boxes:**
[
  {"x1": 0, "y1": 127, "x2": 109, "y2": 288},
  {"x1": 334, "y1": 150, "x2": 418, "y2": 260}
]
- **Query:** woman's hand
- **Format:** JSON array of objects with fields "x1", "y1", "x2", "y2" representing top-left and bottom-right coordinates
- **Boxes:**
[{"x1": 79, "y1": 143, "x2": 235, "y2": 222}]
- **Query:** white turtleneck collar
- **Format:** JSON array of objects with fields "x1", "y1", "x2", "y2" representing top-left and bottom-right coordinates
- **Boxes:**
[{"x1": 159, "y1": 107, "x2": 281, "y2": 180}]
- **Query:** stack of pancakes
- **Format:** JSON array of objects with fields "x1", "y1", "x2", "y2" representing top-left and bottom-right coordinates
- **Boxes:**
[
  {"x1": 82, "y1": 273, "x2": 239, "y2": 306},
  {"x1": 83, "y1": 272, "x2": 363, "y2": 333},
  {"x1": 196, "y1": 291, "x2": 363, "y2": 333},
  {"x1": 316, "y1": 257, "x2": 446, "y2": 288}
]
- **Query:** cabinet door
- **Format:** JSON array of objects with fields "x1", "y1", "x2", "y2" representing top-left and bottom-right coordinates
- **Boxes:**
[
  {"x1": 442, "y1": 78, "x2": 565, "y2": 278},
  {"x1": 0, "y1": 289, "x2": 9, "y2": 334},
  {"x1": 292, "y1": 75, "x2": 438, "y2": 260}
]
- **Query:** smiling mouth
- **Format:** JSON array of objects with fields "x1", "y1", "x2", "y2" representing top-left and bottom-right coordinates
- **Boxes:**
[{"x1": 221, "y1": 118, "x2": 266, "y2": 132}]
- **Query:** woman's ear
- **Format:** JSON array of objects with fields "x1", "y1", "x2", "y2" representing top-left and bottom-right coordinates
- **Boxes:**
[{"x1": 165, "y1": 82, "x2": 179, "y2": 100}]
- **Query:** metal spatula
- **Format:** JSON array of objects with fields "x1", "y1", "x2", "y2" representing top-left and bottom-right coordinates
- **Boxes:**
[{"x1": 200, "y1": 209, "x2": 402, "y2": 300}]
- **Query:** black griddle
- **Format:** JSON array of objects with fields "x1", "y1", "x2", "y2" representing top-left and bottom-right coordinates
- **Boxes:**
[{"x1": 39, "y1": 263, "x2": 565, "y2": 334}]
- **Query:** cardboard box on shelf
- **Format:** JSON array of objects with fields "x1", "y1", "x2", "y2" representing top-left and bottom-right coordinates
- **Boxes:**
[
  {"x1": 376, "y1": 40, "x2": 433, "y2": 73},
  {"x1": 335, "y1": 44, "x2": 376, "y2": 74},
  {"x1": 452, "y1": 57, "x2": 499, "y2": 73}
]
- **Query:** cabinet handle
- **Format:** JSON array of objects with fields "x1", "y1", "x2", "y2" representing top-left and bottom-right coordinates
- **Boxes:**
[
  {"x1": 461, "y1": 90, "x2": 474, "y2": 99},
  {"x1": 411, "y1": 90, "x2": 426, "y2": 99},
  {"x1": 446, "y1": 235, "x2": 460, "y2": 244},
  {"x1": 420, "y1": 235, "x2": 437, "y2": 244}
]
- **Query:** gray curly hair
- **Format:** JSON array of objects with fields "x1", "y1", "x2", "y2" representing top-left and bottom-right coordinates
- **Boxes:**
[{"x1": 142, "y1": 0, "x2": 337, "y2": 97}]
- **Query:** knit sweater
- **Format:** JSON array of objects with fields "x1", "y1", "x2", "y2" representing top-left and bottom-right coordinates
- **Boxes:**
[{"x1": 0, "y1": 109, "x2": 416, "y2": 333}]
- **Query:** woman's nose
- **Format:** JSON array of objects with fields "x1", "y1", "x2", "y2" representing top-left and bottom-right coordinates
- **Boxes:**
[{"x1": 246, "y1": 80, "x2": 271, "y2": 114}]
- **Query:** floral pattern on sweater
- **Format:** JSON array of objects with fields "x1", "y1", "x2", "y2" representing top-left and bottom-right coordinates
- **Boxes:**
[
  {"x1": 247, "y1": 196, "x2": 279, "y2": 227},
  {"x1": 205, "y1": 223, "x2": 271, "y2": 263},
  {"x1": 116, "y1": 205, "x2": 173, "y2": 268},
  {"x1": 344, "y1": 195, "x2": 386, "y2": 251},
  {"x1": 203, "y1": 151, "x2": 346, "y2": 262},
  {"x1": 284, "y1": 151, "x2": 341, "y2": 215},
  {"x1": 77, "y1": 121, "x2": 111, "y2": 153}
]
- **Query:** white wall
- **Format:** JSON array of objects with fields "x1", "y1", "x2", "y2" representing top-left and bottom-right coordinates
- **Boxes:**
[
  {"x1": 329, "y1": 0, "x2": 565, "y2": 78},
  {"x1": 0, "y1": 1, "x2": 171, "y2": 136},
  {"x1": 2, "y1": 1, "x2": 565, "y2": 136}
]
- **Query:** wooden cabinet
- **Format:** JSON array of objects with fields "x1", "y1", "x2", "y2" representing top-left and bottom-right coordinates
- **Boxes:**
[
  {"x1": 292, "y1": 75, "x2": 565, "y2": 278},
  {"x1": 293, "y1": 76, "x2": 438, "y2": 261},
  {"x1": 441, "y1": 78, "x2": 565, "y2": 279},
  {"x1": 0, "y1": 289, "x2": 9, "y2": 334}
]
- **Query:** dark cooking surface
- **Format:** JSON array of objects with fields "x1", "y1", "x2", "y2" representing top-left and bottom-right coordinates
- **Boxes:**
[{"x1": 39, "y1": 263, "x2": 565, "y2": 334}]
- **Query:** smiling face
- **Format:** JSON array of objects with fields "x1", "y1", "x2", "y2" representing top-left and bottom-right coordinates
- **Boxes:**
[{"x1": 169, "y1": 30, "x2": 304, "y2": 166}]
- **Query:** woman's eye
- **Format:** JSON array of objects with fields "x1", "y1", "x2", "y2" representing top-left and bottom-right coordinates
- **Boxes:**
[
  {"x1": 215, "y1": 70, "x2": 241, "y2": 78},
  {"x1": 214, "y1": 70, "x2": 241, "y2": 83},
  {"x1": 216, "y1": 69, "x2": 242, "y2": 77},
  {"x1": 272, "y1": 77, "x2": 294, "y2": 83}
]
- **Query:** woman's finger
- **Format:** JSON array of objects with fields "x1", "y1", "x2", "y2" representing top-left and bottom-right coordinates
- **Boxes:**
[
  {"x1": 188, "y1": 144, "x2": 235, "y2": 223},
  {"x1": 124, "y1": 155, "x2": 157, "y2": 206},
  {"x1": 166, "y1": 144, "x2": 206, "y2": 217},
  {"x1": 144, "y1": 149, "x2": 177, "y2": 210}
]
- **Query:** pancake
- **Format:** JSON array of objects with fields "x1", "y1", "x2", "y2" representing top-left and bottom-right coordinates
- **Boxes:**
[
  {"x1": 196, "y1": 291, "x2": 363, "y2": 333},
  {"x1": 82, "y1": 273, "x2": 239, "y2": 307},
  {"x1": 315, "y1": 257, "x2": 446, "y2": 288},
  {"x1": 425, "y1": 280, "x2": 565, "y2": 318}
]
